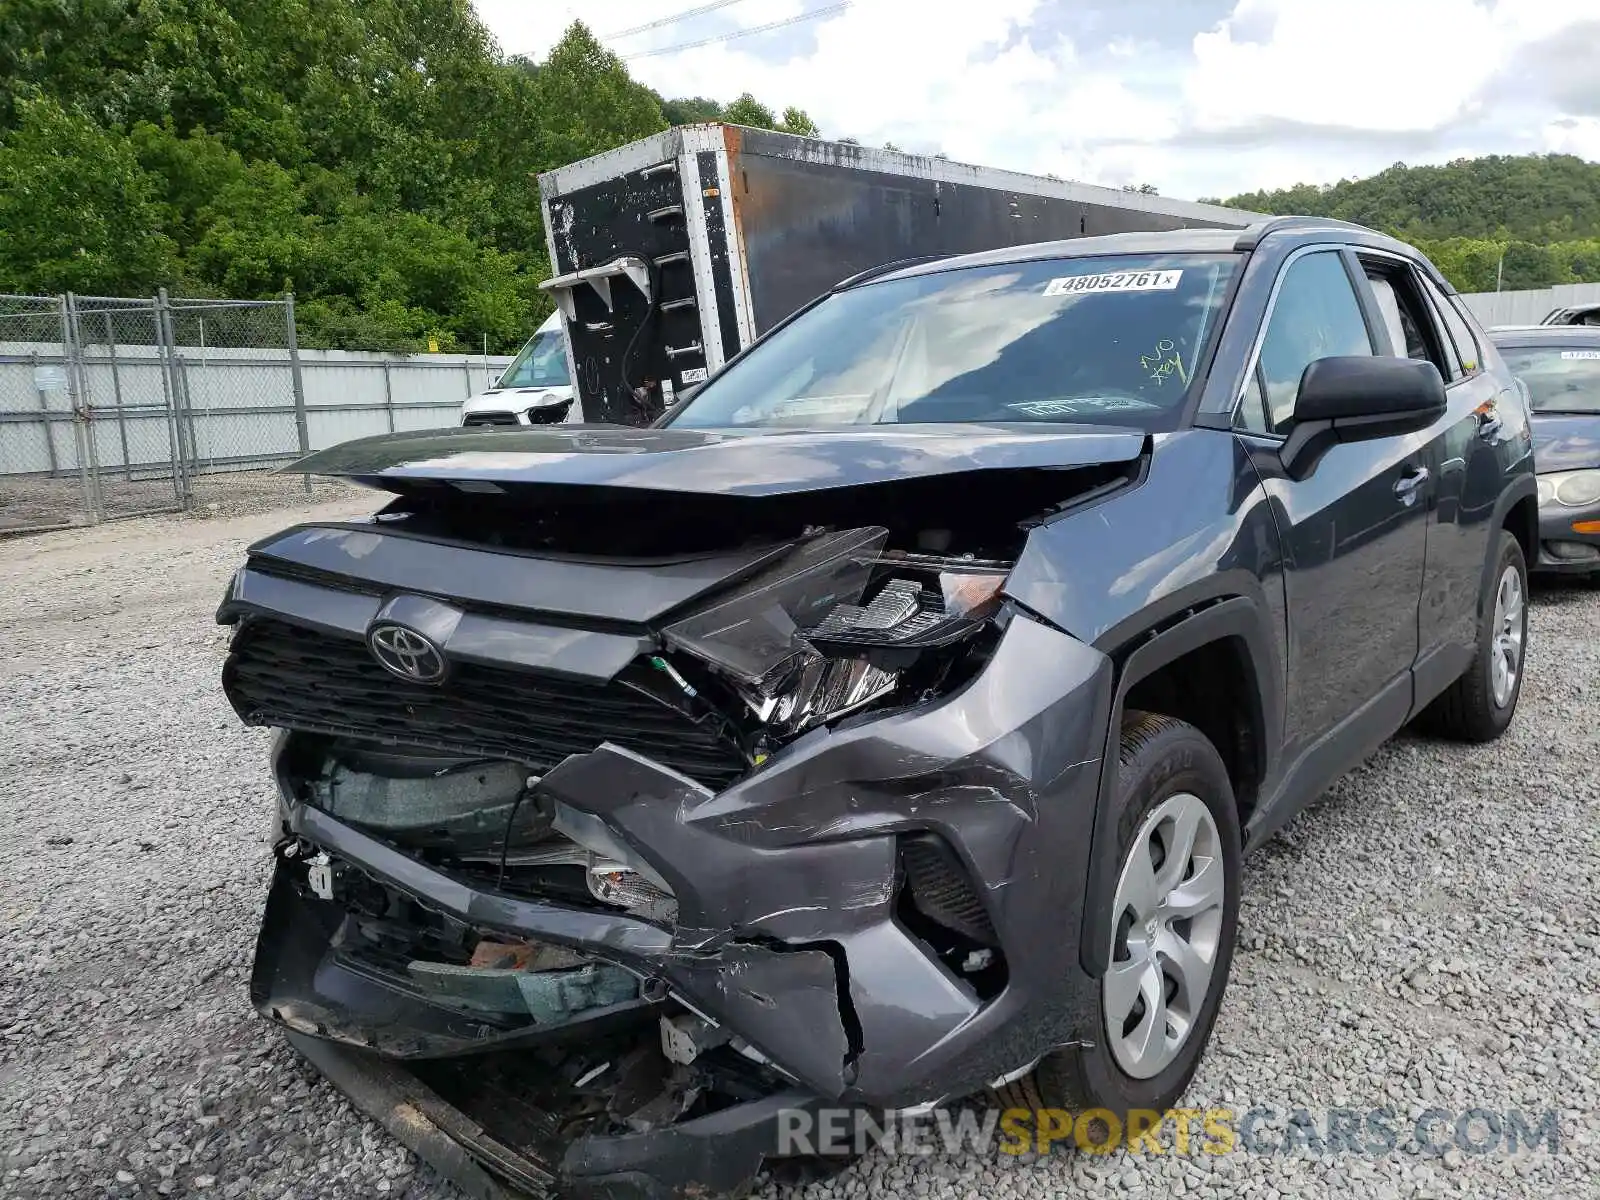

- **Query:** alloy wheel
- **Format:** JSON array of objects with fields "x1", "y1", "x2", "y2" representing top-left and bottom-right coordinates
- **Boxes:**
[
  {"x1": 1490, "y1": 564, "x2": 1525, "y2": 709},
  {"x1": 1103, "y1": 791, "x2": 1226, "y2": 1079}
]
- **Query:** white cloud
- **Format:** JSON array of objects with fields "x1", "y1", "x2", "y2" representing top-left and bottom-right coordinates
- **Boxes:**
[
  {"x1": 1186, "y1": 0, "x2": 1499, "y2": 134},
  {"x1": 473, "y1": 0, "x2": 1600, "y2": 198},
  {"x1": 1545, "y1": 117, "x2": 1600, "y2": 161}
]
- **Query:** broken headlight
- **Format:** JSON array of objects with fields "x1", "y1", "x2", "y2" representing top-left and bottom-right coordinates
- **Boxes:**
[
  {"x1": 659, "y1": 529, "x2": 1009, "y2": 742},
  {"x1": 749, "y1": 565, "x2": 1008, "y2": 737},
  {"x1": 756, "y1": 654, "x2": 900, "y2": 735},
  {"x1": 808, "y1": 570, "x2": 1005, "y2": 669}
]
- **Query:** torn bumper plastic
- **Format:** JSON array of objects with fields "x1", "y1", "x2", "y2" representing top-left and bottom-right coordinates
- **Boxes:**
[
  {"x1": 286, "y1": 1029, "x2": 830, "y2": 1200},
  {"x1": 251, "y1": 609, "x2": 1114, "y2": 1196}
]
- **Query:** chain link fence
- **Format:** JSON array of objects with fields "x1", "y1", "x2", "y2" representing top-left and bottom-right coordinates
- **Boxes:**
[
  {"x1": 1, "y1": 294, "x2": 99, "y2": 533},
  {"x1": 2, "y1": 292, "x2": 507, "y2": 536}
]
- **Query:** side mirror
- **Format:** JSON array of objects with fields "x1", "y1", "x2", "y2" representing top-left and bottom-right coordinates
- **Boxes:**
[
  {"x1": 1294, "y1": 355, "x2": 1446, "y2": 428},
  {"x1": 1283, "y1": 356, "x2": 1446, "y2": 474}
]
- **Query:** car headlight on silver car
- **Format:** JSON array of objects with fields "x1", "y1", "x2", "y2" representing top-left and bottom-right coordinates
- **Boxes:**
[{"x1": 1539, "y1": 469, "x2": 1600, "y2": 507}]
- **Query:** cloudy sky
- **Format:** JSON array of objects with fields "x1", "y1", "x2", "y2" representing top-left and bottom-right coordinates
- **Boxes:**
[{"x1": 474, "y1": 0, "x2": 1600, "y2": 201}]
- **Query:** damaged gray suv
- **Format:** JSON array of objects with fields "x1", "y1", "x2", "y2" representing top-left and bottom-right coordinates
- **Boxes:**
[{"x1": 221, "y1": 218, "x2": 1536, "y2": 1199}]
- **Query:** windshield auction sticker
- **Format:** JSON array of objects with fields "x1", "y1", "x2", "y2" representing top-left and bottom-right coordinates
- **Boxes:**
[
  {"x1": 1560, "y1": 350, "x2": 1600, "y2": 360},
  {"x1": 1044, "y1": 269, "x2": 1183, "y2": 296}
]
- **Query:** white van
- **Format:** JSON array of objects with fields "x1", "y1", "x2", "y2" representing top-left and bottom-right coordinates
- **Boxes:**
[{"x1": 461, "y1": 312, "x2": 578, "y2": 427}]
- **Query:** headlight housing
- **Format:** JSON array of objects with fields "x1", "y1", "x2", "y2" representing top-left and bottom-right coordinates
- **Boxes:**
[
  {"x1": 748, "y1": 567, "x2": 1007, "y2": 737},
  {"x1": 1539, "y1": 469, "x2": 1600, "y2": 507},
  {"x1": 657, "y1": 529, "x2": 1010, "y2": 747}
]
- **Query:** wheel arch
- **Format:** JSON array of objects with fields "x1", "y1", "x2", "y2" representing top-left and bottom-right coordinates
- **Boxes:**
[
  {"x1": 1077, "y1": 595, "x2": 1280, "y2": 977},
  {"x1": 1486, "y1": 474, "x2": 1538, "y2": 617},
  {"x1": 1502, "y1": 488, "x2": 1537, "y2": 569}
]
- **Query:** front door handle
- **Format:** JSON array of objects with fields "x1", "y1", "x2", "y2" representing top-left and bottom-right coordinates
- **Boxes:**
[{"x1": 1394, "y1": 466, "x2": 1430, "y2": 506}]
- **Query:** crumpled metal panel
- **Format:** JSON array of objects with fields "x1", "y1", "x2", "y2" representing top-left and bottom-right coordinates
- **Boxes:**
[
  {"x1": 660, "y1": 527, "x2": 886, "y2": 685},
  {"x1": 243, "y1": 523, "x2": 795, "y2": 625},
  {"x1": 523, "y1": 610, "x2": 1114, "y2": 1105},
  {"x1": 266, "y1": 608, "x2": 1113, "y2": 1108}
]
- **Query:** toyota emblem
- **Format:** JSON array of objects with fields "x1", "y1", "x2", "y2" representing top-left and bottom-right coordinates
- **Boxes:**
[{"x1": 367, "y1": 622, "x2": 447, "y2": 684}]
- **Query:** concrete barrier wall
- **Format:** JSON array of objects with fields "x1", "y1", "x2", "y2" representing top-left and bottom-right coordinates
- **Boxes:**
[{"x1": 1457, "y1": 283, "x2": 1600, "y2": 329}]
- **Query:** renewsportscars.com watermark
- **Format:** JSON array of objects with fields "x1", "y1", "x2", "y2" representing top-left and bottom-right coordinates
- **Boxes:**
[{"x1": 776, "y1": 1106, "x2": 1564, "y2": 1159}]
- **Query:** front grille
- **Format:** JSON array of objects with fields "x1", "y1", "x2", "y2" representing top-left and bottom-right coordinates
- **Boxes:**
[
  {"x1": 463, "y1": 412, "x2": 519, "y2": 427},
  {"x1": 224, "y1": 619, "x2": 749, "y2": 789}
]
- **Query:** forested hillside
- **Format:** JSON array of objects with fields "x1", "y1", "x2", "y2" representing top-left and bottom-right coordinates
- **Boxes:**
[
  {"x1": 0, "y1": 2, "x2": 813, "y2": 351},
  {"x1": 6, "y1": 2, "x2": 1596, "y2": 349},
  {"x1": 1218, "y1": 155, "x2": 1600, "y2": 293}
]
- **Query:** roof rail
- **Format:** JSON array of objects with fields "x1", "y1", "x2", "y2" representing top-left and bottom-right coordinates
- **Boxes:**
[
  {"x1": 1233, "y1": 215, "x2": 1378, "y2": 251},
  {"x1": 833, "y1": 253, "x2": 953, "y2": 291}
]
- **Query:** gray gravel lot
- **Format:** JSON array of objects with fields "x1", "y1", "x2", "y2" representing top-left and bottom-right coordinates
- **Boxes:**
[
  {"x1": 2, "y1": 501, "x2": 1597, "y2": 1200},
  {"x1": 0, "y1": 470, "x2": 367, "y2": 534}
]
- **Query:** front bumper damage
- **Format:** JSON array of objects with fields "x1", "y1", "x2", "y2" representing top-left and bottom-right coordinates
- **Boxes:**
[
  {"x1": 221, "y1": 448, "x2": 1146, "y2": 1199},
  {"x1": 248, "y1": 610, "x2": 1112, "y2": 1197}
]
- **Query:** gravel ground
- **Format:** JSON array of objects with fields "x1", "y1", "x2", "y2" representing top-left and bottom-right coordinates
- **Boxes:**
[
  {"x1": 2, "y1": 504, "x2": 1596, "y2": 1200},
  {"x1": 0, "y1": 469, "x2": 367, "y2": 533}
]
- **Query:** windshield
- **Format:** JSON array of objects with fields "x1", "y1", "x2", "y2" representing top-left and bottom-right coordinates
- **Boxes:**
[
  {"x1": 1500, "y1": 344, "x2": 1600, "y2": 413},
  {"x1": 498, "y1": 327, "x2": 570, "y2": 389},
  {"x1": 668, "y1": 253, "x2": 1239, "y2": 431}
]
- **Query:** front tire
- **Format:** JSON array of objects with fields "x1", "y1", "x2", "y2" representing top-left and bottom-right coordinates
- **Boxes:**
[
  {"x1": 997, "y1": 712, "x2": 1241, "y2": 1124},
  {"x1": 1418, "y1": 530, "x2": 1528, "y2": 743}
]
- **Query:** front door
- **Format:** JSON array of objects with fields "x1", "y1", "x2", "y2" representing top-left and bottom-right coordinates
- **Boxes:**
[{"x1": 1233, "y1": 248, "x2": 1430, "y2": 769}]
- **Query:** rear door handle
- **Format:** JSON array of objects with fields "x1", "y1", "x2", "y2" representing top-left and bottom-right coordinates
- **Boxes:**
[
  {"x1": 1394, "y1": 466, "x2": 1430, "y2": 506},
  {"x1": 1475, "y1": 402, "x2": 1503, "y2": 440}
]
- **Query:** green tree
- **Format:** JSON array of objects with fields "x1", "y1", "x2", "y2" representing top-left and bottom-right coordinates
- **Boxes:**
[
  {"x1": 780, "y1": 107, "x2": 819, "y2": 137},
  {"x1": 722, "y1": 93, "x2": 778, "y2": 130},
  {"x1": 0, "y1": 7, "x2": 855, "y2": 347},
  {"x1": 659, "y1": 95, "x2": 724, "y2": 126},
  {"x1": 1223, "y1": 154, "x2": 1600, "y2": 291},
  {"x1": 528, "y1": 23, "x2": 666, "y2": 175},
  {"x1": 0, "y1": 97, "x2": 179, "y2": 294},
  {"x1": 716, "y1": 94, "x2": 819, "y2": 137}
]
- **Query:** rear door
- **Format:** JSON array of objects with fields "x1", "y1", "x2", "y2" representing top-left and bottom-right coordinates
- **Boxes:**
[
  {"x1": 543, "y1": 158, "x2": 706, "y2": 424},
  {"x1": 1423, "y1": 275, "x2": 1523, "y2": 702},
  {"x1": 1348, "y1": 254, "x2": 1494, "y2": 702},
  {"x1": 1233, "y1": 247, "x2": 1429, "y2": 765}
]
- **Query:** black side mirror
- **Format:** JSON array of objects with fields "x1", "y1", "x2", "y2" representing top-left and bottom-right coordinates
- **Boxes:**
[
  {"x1": 1294, "y1": 356, "x2": 1446, "y2": 425},
  {"x1": 1283, "y1": 356, "x2": 1446, "y2": 475}
]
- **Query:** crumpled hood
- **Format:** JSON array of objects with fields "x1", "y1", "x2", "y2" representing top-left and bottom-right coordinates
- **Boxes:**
[
  {"x1": 286, "y1": 423, "x2": 1147, "y2": 496},
  {"x1": 1530, "y1": 414, "x2": 1600, "y2": 473}
]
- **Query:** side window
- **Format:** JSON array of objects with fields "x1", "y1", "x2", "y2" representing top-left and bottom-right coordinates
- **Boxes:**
[
  {"x1": 1443, "y1": 296, "x2": 1483, "y2": 376},
  {"x1": 1254, "y1": 252, "x2": 1374, "y2": 433},
  {"x1": 1236, "y1": 367, "x2": 1270, "y2": 434},
  {"x1": 1419, "y1": 276, "x2": 1482, "y2": 378},
  {"x1": 1363, "y1": 261, "x2": 1449, "y2": 375}
]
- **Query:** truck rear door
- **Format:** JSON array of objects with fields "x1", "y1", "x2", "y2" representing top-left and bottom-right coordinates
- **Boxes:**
[{"x1": 543, "y1": 157, "x2": 710, "y2": 424}]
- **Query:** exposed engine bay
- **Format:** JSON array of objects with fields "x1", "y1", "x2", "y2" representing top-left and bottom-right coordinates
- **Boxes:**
[{"x1": 222, "y1": 424, "x2": 1136, "y2": 1198}]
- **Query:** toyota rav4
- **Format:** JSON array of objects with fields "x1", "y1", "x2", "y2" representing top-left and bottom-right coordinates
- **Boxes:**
[{"x1": 221, "y1": 217, "x2": 1536, "y2": 1200}]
